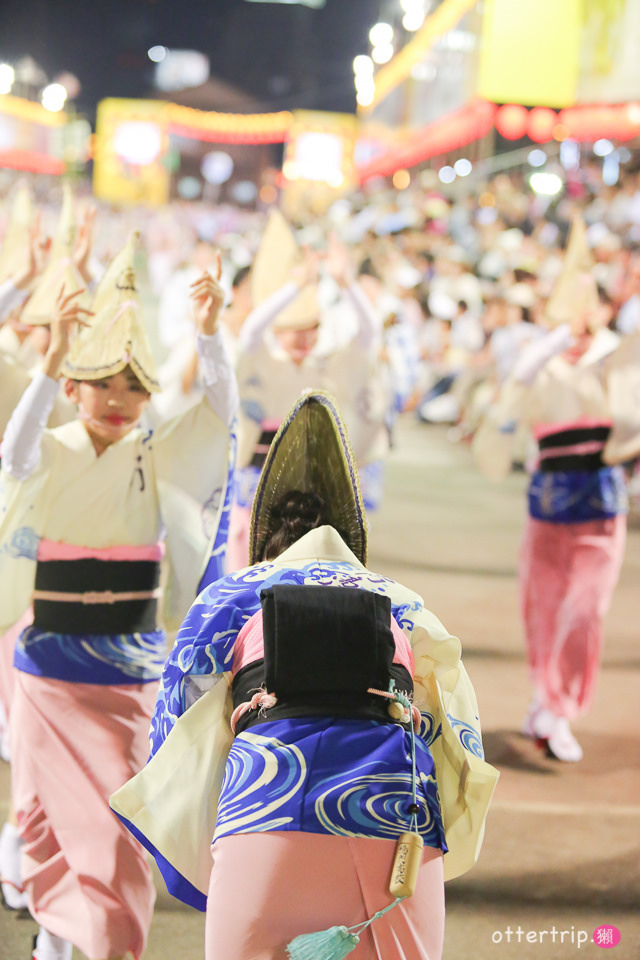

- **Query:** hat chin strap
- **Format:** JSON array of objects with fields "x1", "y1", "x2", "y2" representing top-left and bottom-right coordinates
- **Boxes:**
[{"x1": 78, "y1": 407, "x2": 107, "y2": 433}]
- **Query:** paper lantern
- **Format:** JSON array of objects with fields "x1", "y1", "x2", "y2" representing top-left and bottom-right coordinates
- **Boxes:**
[
  {"x1": 527, "y1": 107, "x2": 558, "y2": 143},
  {"x1": 496, "y1": 104, "x2": 529, "y2": 140}
]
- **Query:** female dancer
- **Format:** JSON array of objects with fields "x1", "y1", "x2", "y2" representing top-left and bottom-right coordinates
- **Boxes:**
[
  {"x1": 474, "y1": 255, "x2": 637, "y2": 761},
  {"x1": 0, "y1": 255, "x2": 236, "y2": 960},
  {"x1": 112, "y1": 391, "x2": 498, "y2": 960}
]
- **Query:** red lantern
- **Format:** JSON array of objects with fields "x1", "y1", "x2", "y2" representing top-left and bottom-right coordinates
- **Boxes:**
[
  {"x1": 528, "y1": 107, "x2": 558, "y2": 143},
  {"x1": 496, "y1": 103, "x2": 529, "y2": 140}
]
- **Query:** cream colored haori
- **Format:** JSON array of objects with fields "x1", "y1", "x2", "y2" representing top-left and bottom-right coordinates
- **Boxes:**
[
  {"x1": 20, "y1": 183, "x2": 89, "y2": 326},
  {"x1": 0, "y1": 256, "x2": 229, "y2": 633}
]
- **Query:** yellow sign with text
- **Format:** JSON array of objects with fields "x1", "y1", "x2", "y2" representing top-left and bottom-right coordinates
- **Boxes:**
[{"x1": 93, "y1": 99, "x2": 170, "y2": 207}]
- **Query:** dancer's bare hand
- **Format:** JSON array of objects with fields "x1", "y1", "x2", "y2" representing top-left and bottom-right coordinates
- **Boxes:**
[
  {"x1": 14, "y1": 212, "x2": 51, "y2": 289},
  {"x1": 190, "y1": 252, "x2": 225, "y2": 335},
  {"x1": 42, "y1": 286, "x2": 93, "y2": 378}
]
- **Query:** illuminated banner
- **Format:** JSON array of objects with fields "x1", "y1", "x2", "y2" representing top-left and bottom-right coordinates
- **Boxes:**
[
  {"x1": 478, "y1": 0, "x2": 582, "y2": 107},
  {"x1": 93, "y1": 99, "x2": 171, "y2": 207},
  {"x1": 280, "y1": 110, "x2": 357, "y2": 219},
  {"x1": 0, "y1": 94, "x2": 66, "y2": 175},
  {"x1": 478, "y1": 0, "x2": 640, "y2": 108}
]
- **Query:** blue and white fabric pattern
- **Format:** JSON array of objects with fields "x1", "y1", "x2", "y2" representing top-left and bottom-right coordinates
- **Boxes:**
[
  {"x1": 216, "y1": 717, "x2": 446, "y2": 849},
  {"x1": 528, "y1": 465, "x2": 628, "y2": 524},
  {"x1": 146, "y1": 559, "x2": 466, "y2": 857},
  {"x1": 14, "y1": 626, "x2": 166, "y2": 684}
]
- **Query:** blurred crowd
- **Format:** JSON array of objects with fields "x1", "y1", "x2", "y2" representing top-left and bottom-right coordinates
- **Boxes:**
[
  {"x1": 1, "y1": 156, "x2": 640, "y2": 957},
  {"x1": 3, "y1": 161, "x2": 640, "y2": 489}
]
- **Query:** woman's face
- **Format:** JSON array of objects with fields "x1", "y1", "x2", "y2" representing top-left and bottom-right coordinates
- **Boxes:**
[
  {"x1": 275, "y1": 323, "x2": 320, "y2": 365},
  {"x1": 66, "y1": 366, "x2": 150, "y2": 454},
  {"x1": 563, "y1": 328, "x2": 594, "y2": 365}
]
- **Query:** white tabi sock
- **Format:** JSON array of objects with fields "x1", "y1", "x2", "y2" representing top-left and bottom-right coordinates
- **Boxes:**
[
  {"x1": 33, "y1": 927, "x2": 73, "y2": 960},
  {"x1": 0, "y1": 821, "x2": 28, "y2": 909}
]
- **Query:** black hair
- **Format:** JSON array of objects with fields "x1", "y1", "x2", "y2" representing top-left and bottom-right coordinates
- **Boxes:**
[
  {"x1": 357, "y1": 258, "x2": 380, "y2": 280},
  {"x1": 262, "y1": 490, "x2": 344, "y2": 560},
  {"x1": 232, "y1": 265, "x2": 251, "y2": 289}
]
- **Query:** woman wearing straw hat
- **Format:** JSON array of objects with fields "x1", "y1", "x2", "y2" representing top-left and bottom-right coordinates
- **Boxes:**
[
  {"x1": 474, "y1": 218, "x2": 640, "y2": 763},
  {"x1": 226, "y1": 213, "x2": 391, "y2": 571},
  {"x1": 0, "y1": 246, "x2": 237, "y2": 960},
  {"x1": 112, "y1": 391, "x2": 498, "y2": 960}
]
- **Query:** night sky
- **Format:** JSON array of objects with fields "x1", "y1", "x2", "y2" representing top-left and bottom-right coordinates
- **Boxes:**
[{"x1": 0, "y1": 0, "x2": 380, "y2": 121}]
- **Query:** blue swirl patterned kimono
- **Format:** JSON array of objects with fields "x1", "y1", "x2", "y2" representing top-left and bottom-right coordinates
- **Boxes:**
[{"x1": 112, "y1": 525, "x2": 499, "y2": 911}]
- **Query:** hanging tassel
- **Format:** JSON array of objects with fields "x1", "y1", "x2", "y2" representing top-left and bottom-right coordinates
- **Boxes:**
[
  {"x1": 286, "y1": 924, "x2": 359, "y2": 960},
  {"x1": 287, "y1": 682, "x2": 423, "y2": 960},
  {"x1": 286, "y1": 898, "x2": 404, "y2": 960}
]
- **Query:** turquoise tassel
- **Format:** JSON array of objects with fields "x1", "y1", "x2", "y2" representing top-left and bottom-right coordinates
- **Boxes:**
[{"x1": 286, "y1": 925, "x2": 360, "y2": 960}]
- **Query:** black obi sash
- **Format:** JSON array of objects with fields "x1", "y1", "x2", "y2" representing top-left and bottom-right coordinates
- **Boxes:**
[
  {"x1": 249, "y1": 423, "x2": 279, "y2": 469},
  {"x1": 33, "y1": 558, "x2": 161, "y2": 634},
  {"x1": 232, "y1": 584, "x2": 413, "y2": 734},
  {"x1": 538, "y1": 424, "x2": 610, "y2": 472}
]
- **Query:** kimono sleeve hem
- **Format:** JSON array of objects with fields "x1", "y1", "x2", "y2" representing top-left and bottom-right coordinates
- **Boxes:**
[{"x1": 112, "y1": 810, "x2": 207, "y2": 912}]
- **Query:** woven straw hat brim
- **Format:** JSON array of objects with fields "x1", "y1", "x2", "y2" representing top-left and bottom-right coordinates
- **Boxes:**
[
  {"x1": 61, "y1": 350, "x2": 160, "y2": 394},
  {"x1": 272, "y1": 284, "x2": 320, "y2": 332},
  {"x1": 249, "y1": 391, "x2": 367, "y2": 566},
  {"x1": 60, "y1": 297, "x2": 160, "y2": 393}
]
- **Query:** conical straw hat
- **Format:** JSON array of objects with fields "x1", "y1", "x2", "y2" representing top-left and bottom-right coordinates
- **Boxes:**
[
  {"x1": 271, "y1": 284, "x2": 320, "y2": 331},
  {"x1": 0, "y1": 181, "x2": 34, "y2": 285},
  {"x1": 545, "y1": 216, "x2": 599, "y2": 328},
  {"x1": 92, "y1": 230, "x2": 140, "y2": 314},
  {"x1": 251, "y1": 208, "x2": 299, "y2": 305},
  {"x1": 251, "y1": 209, "x2": 319, "y2": 331},
  {"x1": 61, "y1": 265, "x2": 160, "y2": 393},
  {"x1": 21, "y1": 183, "x2": 89, "y2": 326},
  {"x1": 249, "y1": 390, "x2": 367, "y2": 566}
]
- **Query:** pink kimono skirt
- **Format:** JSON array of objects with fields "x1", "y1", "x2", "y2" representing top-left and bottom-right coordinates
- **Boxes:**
[
  {"x1": 205, "y1": 831, "x2": 445, "y2": 960},
  {"x1": 0, "y1": 608, "x2": 33, "y2": 737},
  {"x1": 10, "y1": 671, "x2": 157, "y2": 960},
  {"x1": 519, "y1": 514, "x2": 626, "y2": 719}
]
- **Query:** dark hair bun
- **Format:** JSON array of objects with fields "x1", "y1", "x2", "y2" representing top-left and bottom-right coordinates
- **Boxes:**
[{"x1": 262, "y1": 490, "x2": 331, "y2": 560}]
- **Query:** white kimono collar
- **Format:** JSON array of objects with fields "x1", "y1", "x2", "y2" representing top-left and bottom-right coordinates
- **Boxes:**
[
  {"x1": 578, "y1": 327, "x2": 620, "y2": 367},
  {"x1": 270, "y1": 525, "x2": 365, "y2": 568}
]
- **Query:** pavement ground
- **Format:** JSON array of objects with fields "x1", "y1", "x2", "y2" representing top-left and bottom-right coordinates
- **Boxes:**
[{"x1": 1, "y1": 417, "x2": 639, "y2": 960}]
